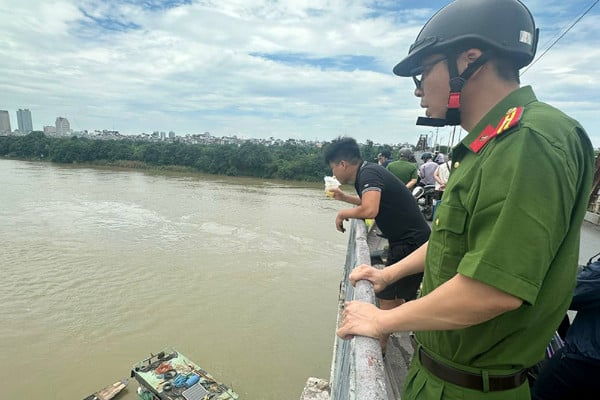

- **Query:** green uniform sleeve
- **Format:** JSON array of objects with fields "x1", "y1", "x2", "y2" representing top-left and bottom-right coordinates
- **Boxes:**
[{"x1": 410, "y1": 166, "x2": 418, "y2": 181}]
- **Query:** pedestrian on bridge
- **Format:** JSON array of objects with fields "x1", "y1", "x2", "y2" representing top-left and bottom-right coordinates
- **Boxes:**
[{"x1": 324, "y1": 137, "x2": 430, "y2": 353}]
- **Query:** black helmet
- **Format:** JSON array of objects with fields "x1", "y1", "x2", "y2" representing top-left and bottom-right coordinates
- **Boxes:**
[
  {"x1": 398, "y1": 148, "x2": 414, "y2": 160},
  {"x1": 393, "y1": 0, "x2": 538, "y2": 77},
  {"x1": 421, "y1": 152, "x2": 433, "y2": 161},
  {"x1": 393, "y1": 0, "x2": 538, "y2": 128}
]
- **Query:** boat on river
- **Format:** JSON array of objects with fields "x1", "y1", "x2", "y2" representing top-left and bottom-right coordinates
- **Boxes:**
[
  {"x1": 83, "y1": 378, "x2": 128, "y2": 400},
  {"x1": 131, "y1": 348, "x2": 239, "y2": 400}
]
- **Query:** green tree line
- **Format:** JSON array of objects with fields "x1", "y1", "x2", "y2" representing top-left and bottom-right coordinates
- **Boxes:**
[{"x1": 0, "y1": 132, "x2": 385, "y2": 182}]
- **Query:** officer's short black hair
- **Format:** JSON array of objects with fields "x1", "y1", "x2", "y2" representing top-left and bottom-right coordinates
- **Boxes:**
[{"x1": 323, "y1": 137, "x2": 362, "y2": 165}]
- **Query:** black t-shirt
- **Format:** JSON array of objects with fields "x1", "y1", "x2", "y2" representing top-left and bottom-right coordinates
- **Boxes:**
[{"x1": 354, "y1": 161, "x2": 430, "y2": 245}]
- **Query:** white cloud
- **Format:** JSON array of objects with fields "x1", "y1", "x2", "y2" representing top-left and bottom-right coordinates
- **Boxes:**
[{"x1": 0, "y1": 0, "x2": 599, "y2": 148}]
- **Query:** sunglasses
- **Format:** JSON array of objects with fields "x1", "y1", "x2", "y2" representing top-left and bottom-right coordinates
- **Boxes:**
[{"x1": 411, "y1": 57, "x2": 447, "y2": 89}]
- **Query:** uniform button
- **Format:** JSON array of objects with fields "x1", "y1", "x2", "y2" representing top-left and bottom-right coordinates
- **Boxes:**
[
  {"x1": 454, "y1": 162, "x2": 460, "y2": 169},
  {"x1": 435, "y1": 218, "x2": 440, "y2": 226}
]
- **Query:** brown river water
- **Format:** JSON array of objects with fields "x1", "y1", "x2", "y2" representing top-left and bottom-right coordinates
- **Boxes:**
[
  {"x1": 2, "y1": 158, "x2": 599, "y2": 400},
  {"x1": 0, "y1": 159, "x2": 348, "y2": 400}
]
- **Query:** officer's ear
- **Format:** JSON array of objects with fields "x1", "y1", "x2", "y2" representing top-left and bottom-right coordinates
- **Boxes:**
[{"x1": 460, "y1": 48, "x2": 484, "y2": 68}]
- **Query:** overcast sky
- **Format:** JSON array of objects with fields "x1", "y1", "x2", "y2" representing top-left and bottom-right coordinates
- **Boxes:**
[{"x1": 1, "y1": 0, "x2": 599, "y2": 148}]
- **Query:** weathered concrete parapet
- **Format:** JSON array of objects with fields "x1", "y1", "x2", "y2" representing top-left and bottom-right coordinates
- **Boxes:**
[
  {"x1": 585, "y1": 211, "x2": 600, "y2": 225},
  {"x1": 300, "y1": 377, "x2": 331, "y2": 400},
  {"x1": 304, "y1": 219, "x2": 412, "y2": 400},
  {"x1": 349, "y1": 222, "x2": 388, "y2": 400}
]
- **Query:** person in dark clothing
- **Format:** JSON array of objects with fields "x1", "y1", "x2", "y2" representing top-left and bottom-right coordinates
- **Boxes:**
[
  {"x1": 323, "y1": 137, "x2": 431, "y2": 351},
  {"x1": 377, "y1": 150, "x2": 393, "y2": 168},
  {"x1": 531, "y1": 252, "x2": 600, "y2": 400}
]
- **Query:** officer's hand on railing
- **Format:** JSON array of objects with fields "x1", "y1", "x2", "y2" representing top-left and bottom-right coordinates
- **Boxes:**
[
  {"x1": 350, "y1": 264, "x2": 387, "y2": 293},
  {"x1": 336, "y1": 301, "x2": 383, "y2": 340}
]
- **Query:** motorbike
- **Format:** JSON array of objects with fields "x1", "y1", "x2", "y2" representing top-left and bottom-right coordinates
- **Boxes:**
[{"x1": 412, "y1": 184, "x2": 436, "y2": 221}]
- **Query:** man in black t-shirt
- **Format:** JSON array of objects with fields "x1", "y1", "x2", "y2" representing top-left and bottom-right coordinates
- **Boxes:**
[{"x1": 323, "y1": 137, "x2": 430, "y2": 351}]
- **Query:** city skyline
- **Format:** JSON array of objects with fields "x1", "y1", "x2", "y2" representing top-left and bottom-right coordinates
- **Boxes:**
[
  {"x1": 1, "y1": 1, "x2": 599, "y2": 148},
  {"x1": 0, "y1": 107, "x2": 72, "y2": 135},
  {"x1": 0, "y1": 105, "x2": 440, "y2": 147}
]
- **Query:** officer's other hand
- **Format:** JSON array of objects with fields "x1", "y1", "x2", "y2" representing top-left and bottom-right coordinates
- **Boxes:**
[
  {"x1": 336, "y1": 301, "x2": 383, "y2": 340},
  {"x1": 350, "y1": 264, "x2": 387, "y2": 292}
]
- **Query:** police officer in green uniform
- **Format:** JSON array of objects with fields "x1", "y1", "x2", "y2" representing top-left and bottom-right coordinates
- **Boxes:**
[
  {"x1": 387, "y1": 148, "x2": 419, "y2": 189},
  {"x1": 336, "y1": 1, "x2": 596, "y2": 399}
]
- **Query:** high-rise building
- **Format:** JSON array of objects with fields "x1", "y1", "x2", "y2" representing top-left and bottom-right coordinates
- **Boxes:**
[
  {"x1": 0, "y1": 110, "x2": 11, "y2": 134},
  {"x1": 17, "y1": 109, "x2": 33, "y2": 133},
  {"x1": 55, "y1": 117, "x2": 71, "y2": 136}
]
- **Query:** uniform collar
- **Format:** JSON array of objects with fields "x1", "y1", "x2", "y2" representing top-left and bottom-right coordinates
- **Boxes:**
[{"x1": 457, "y1": 86, "x2": 537, "y2": 155}]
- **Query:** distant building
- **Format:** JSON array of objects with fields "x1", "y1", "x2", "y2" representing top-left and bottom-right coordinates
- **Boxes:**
[
  {"x1": 43, "y1": 126, "x2": 56, "y2": 135},
  {"x1": 55, "y1": 117, "x2": 71, "y2": 136},
  {"x1": 17, "y1": 109, "x2": 33, "y2": 133},
  {"x1": 168, "y1": 131, "x2": 175, "y2": 139},
  {"x1": 0, "y1": 110, "x2": 11, "y2": 134}
]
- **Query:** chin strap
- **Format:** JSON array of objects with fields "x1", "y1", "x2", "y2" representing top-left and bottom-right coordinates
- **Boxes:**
[
  {"x1": 416, "y1": 116, "x2": 447, "y2": 127},
  {"x1": 416, "y1": 52, "x2": 493, "y2": 127}
]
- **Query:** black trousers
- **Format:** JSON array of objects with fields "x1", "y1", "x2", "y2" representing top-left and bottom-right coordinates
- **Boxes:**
[
  {"x1": 531, "y1": 347, "x2": 600, "y2": 400},
  {"x1": 377, "y1": 241, "x2": 423, "y2": 301}
]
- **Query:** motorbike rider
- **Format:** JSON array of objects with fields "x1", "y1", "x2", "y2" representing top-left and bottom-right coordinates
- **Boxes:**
[{"x1": 418, "y1": 152, "x2": 437, "y2": 186}]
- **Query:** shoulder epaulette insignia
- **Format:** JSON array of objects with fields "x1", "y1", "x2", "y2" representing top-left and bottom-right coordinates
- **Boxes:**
[
  {"x1": 469, "y1": 124, "x2": 497, "y2": 153},
  {"x1": 495, "y1": 106, "x2": 523, "y2": 135},
  {"x1": 468, "y1": 106, "x2": 524, "y2": 153}
]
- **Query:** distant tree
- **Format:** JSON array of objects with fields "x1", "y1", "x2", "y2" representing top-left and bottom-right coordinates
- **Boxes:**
[
  {"x1": 234, "y1": 142, "x2": 273, "y2": 177},
  {"x1": 50, "y1": 137, "x2": 83, "y2": 163},
  {"x1": 361, "y1": 140, "x2": 377, "y2": 163},
  {"x1": 9, "y1": 131, "x2": 51, "y2": 158}
]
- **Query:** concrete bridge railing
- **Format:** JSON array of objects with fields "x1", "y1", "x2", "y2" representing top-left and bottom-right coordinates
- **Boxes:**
[{"x1": 329, "y1": 219, "x2": 388, "y2": 400}]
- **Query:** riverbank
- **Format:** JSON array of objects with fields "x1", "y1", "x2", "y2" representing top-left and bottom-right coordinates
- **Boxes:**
[{"x1": 0, "y1": 132, "x2": 331, "y2": 182}]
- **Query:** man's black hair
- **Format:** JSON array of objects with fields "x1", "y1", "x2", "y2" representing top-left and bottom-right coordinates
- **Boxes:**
[{"x1": 323, "y1": 137, "x2": 363, "y2": 165}]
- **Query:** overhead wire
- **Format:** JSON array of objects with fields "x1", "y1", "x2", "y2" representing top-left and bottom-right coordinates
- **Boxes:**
[{"x1": 522, "y1": 0, "x2": 599, "y2": 75}]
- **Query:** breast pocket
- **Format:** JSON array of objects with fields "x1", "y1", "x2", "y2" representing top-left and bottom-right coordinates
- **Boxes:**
[{"x1": 427, "y1": 203, "x2": 468, "y2": 282}]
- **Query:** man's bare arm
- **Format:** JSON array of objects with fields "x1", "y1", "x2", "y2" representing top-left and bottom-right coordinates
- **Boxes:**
[
  {"x1": 350, "y1": 242, "x2": 428, "y2": 291},
  {"x1": 337, "y1": 273, "x2": 523, "y2": 340}
]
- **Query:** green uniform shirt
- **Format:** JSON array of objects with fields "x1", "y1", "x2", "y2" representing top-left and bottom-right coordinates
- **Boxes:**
[
  {"x1": 416, "y1": 86, "x2": 595, "y2": 373},
  {"x1": 387, "y1": 160, "x2": 418, "y2": 184}
]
